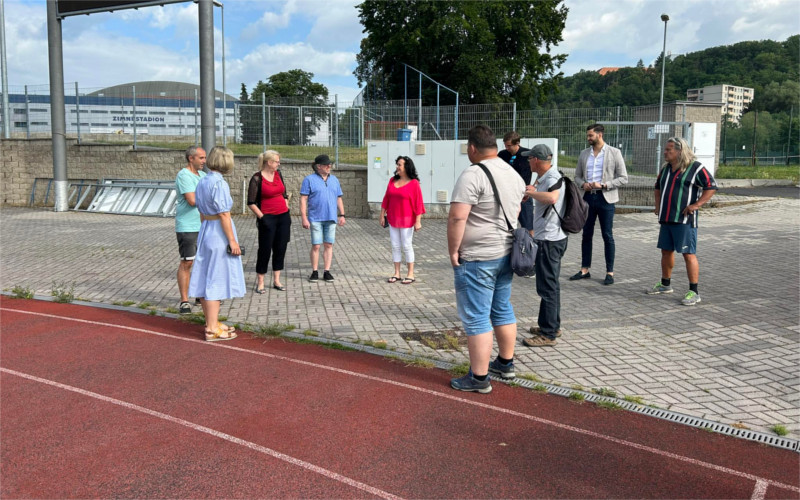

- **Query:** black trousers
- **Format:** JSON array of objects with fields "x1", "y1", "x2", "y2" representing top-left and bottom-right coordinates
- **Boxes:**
[
  {"x1": 535, "y1": 237, "x2": 568, "y2": 338},
  {"x1": 256, "y1": 211, "x2": 291, "y2": 275}
]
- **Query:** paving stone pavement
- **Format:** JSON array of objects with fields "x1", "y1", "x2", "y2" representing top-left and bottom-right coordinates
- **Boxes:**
[{"x1": 1, "y1": 195, "x2": 798, "y2": 437}]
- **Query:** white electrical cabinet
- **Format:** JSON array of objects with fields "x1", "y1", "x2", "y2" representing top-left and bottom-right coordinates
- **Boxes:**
[
  {"x1": 688, "y1": 122, "x2": 718, "y2": 175},
  {"x1": 367, "y1": 138, "x2": 558, "y2": 204}
]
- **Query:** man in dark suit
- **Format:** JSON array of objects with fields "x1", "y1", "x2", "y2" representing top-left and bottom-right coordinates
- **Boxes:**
[
  {"x1": 498, "y1": 131, "x2": 534, "y2": 236},
  {"x1": 571, "y1": 124, "x2": 628, "y2": 285}
]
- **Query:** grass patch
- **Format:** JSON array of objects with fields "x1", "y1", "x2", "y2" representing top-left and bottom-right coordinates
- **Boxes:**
[
  {"x1": 449, "y1": 361, "x2": 470, "y2": 376},
  {"x1": 165, "y1": 306, "x2": 180, "y2": 314},
  {"x1": 701, "y1": 426, "x2": 715, "y2": 433},
  {"x1": 302, "y1": 329, "x2": 319, "y2": 337},
  {"x1": 251, "y1": 323, "x2": 295, "y2": 338},
  {"x1": 596, "y1": 401, "x2": 622, "y2": 410},
  {"x1": 591, "y1": 387, "x2": 618, "y2": 398},
  {"x1": 568, "y1": 392, "x2": 586, "y2": 402},
  {"x1": 148, "y1": 310, "x2": 157, "y2": 316},
  {"x1": 571, "y1": 384, "x2": 585, "y2": 391},
  {"x1": 771, "y1": 425, "x2": 788, "y2": 436},
  {"x1": 136, "y1": 142, "x2": 369, "y2": 166},
  {"x1": 507, "y1": 380, "x2": 521, "y2": 388},
  {"x1": 623, "y1": 395, "x2": 646, "y2": 405},
  {"x1": 284, "y1": 337, "x2": 359, "y2": 351},
  {"x1": 179, "y1": 312, "x2": 206, "y2": 325},
  {"x1": 10, "y1": 285, "x2": 34, "y2": 299},
  {"x1": 363, "y1": 339, "x2": 388, "y2": 349},
  {"x1": 532, "y1": 384, "x2": 548, "y2": 392},
  {"x1": 51, "y1": 281, "x2": 75, "y2": 303},
  {"x1": 715, "y1": 164, "x2": 799, "y2": 182},
  {"x1": 518, "y1": 373, "x2": 542, "y2": 383},
  {"x1": 113, "y1": 300, "x2": 137, "y2": 307},
  {"x1": 387, "y1": 356, "x2": 436, "y2": 369},
  {"x1": 137, "y1": 302, "x2": 152, "y2": 309}
]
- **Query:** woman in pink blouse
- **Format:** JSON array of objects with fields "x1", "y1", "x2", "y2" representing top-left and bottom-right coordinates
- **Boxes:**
[{"x1": 380, "y1": 156, "x2": 426, "y2": 284}]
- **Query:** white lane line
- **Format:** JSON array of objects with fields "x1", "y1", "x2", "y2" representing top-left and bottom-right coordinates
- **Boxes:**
[
  {"x1": 3, "y1": 307, "x2": 799, "y2": 495},
  {"x1": 751, "y1": 479, "x2": 768, "y2": 500},
  {"x1": 0, "y1": 367, "x2": 402, "y2": 500}
]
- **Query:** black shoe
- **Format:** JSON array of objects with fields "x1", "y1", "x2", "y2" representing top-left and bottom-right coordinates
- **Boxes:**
[
  {"x1": 179, "y1": 302, "x2": 192, "y2": 314},
  {"x1": 309, "y1": 270, "x2": 319, "y2": 282},
  {"x1": 569, "y1": 271, "x2": 591, "y2": 281},
  {"x1": 604, "y1": 274, "x2": 614, "y2": 285},
  {"x1": 194, "y1": 297, "x2": 202, "y2": 305},
  {"x1": 323, "y1": 270, "x2": 334, "y2": 282}
]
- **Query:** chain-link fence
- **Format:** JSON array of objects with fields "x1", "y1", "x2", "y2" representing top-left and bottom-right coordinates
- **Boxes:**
[{"x1": 3, "y1": 82, "x2": 797, "y2": 177}]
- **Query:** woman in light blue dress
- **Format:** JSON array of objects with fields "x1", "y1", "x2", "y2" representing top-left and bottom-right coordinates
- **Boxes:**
[{"x1": 188, "y1": 146, "x2": 245, "y2": 341}]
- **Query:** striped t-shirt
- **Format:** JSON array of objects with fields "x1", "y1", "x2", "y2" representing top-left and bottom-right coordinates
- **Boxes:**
[{"x1": 655, "y1": 161, "x2": 717, "y2": 228}]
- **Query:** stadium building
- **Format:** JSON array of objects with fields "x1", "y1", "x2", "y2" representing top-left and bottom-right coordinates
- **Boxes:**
[{"x1": 3, "y1": 81, "x2": 237, "y2": 138}]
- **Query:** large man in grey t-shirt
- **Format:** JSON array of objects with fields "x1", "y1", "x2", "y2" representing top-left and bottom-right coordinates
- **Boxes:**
[
  {"x1": 447, "y1": 125, "x2": 525, "y2": 394},
  {"x1": 521, "y1": 144, "x2": 567, "y2": 347}
]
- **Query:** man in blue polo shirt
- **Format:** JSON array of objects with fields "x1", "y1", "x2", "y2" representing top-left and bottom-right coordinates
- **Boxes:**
[{"x1": 300, "y1": 154, "x2": 346, "y2": 283}]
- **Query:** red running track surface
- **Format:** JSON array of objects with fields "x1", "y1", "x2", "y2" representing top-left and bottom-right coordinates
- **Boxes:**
[{"x1": 1, "y1": 296, "x2": 798, "y2": 499}]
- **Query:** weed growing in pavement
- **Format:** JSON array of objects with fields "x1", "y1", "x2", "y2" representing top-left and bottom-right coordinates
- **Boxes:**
[
  {"x1": 165, "y1": 307, "x2": 180, "y2": 314},
  {"x1": 571, "y1": 384, "x2": 585, "y2": 391},
  {"x1": 508, "y1": 380, "x2": 521, "y2": 388},
  {"x1": 363, "y1": 339, "x2": 388, "y2": 349},
  {"x1": 449, "y1": 361, "x2": 470, "y2": 376},
  {"x1": 113, "y1": 300, "x2": 137, "y2": 307},
  {"x1": 623, "y1": 395, "x2": 646, "y2": 405},
  {"x1": 771, "y1": 425, "x2": 788, "y2": 436},
  {"x1": 51, "y1": 281, "x2": 75, "y2": 303},
  {"x1": 387, "y1": 355, "x2": 435, "y2": 369},
  {"x1": 137, "y1": 302, "x2": 152, "y2": 309},
  {"x1": 303, "y1": 329, "x2": 319, "y2": 337},
  {"x1": 568, "y1": 392, "x2": 585, "y2": 402},
  {"x1": 443, "y1": 332, "x2": 460, "y2": 350},
  {"x1": 149, "y1": 310, "x2": 157, "y2": 316},
  {"x1": 179, "y1": 312, "x2": 206, "y2": 325},
  {"x1": 10, "y1": 285, "x2": 34, "y2": 299},
  {"x1": 731, "y1": 422, "x2": 750, "y2": 430},
  {"x1": 596, "y1": 401, "x2": 622, "y2": 410},
  {"x1": 532, "y1": 384, "x2": 548, "y2": 392},
  {"x1": 701, "y1": 426, "x2": 715, "y2": 433},
  {"x1": 251, "y1": 323, "x2": 295, "y2": 338},
  {"x1": 284, "y1": 337, "x2": 358, "y2": 351},
  {"x1": 518, "y1": 373, "x2": 542, "y2": 383},
  {"x1": 592, "y1": 387, "x2": 617, "y2": 398}
]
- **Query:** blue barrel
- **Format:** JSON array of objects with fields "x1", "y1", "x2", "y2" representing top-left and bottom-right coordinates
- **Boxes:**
[{"x1": 397, "y1": 128, "x2": 412, "y2": 141}]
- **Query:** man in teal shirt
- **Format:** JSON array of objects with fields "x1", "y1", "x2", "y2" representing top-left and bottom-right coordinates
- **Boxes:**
[{"x1": 175, "y1": 146, "x2": 206, "y2": 313}]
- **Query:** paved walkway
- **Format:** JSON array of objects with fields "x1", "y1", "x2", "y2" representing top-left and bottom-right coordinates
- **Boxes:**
[{"x1": 1, "y1": 194, "x2": 798, "y2": 438}]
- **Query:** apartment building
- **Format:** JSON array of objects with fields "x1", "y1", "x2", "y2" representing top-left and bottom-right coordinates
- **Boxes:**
[{"x1": 686, "y1": 84, "x2": 754, "y2": 123}]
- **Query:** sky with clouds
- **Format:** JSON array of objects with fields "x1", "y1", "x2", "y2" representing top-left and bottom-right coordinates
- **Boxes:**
[{"x1": 4, "y1": 0, "x2": 799, "y2": 103}]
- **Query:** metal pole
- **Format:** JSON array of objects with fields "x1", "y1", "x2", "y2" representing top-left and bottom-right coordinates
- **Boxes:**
[
  {"x1": 75, "y1": 82, "x2": 81, "y2": 144},
  {"x1": 132, "y1": 85, "x2": 137, "y2": 149},
  {"x1": 194, "y1": 88, "x2": 198, "y2": 146},
  {"x1": 220, "y1": 1, "x2": 226, "y2": 146},
  {"x1": 0, "y1": 0, "x2": 10, "y2": 138},
  {"x1": 298, "y1": 106, "x2": 302, "y2": 145},
  {"x1": 24, "y1": 85, "x2": 29, "y2": 139},
  {"x1": 615, "y1": 106, "x2": 620, "y2": 146},
  {"x1": 786, "y1": 105, "x2": 793, "y2": 165},
  {"x1": 512, "y1": 102, "x2": 516, "y2": 132},
  {"x1": 261, "y1": 93, "x2": 266, "y2": 151},
  {"x1": 335, "y1": 95, "x2": 339, "y2": 166},
  {"x1": 234, "y1": 102, "x2": 238, "y2": 144},
  {"x1": 418, "y1": 72, "x2": 422, "y2": 140},
  {"x1": 454, "y1": 93, "x2": 459, "y2": 140},
  {"x1": 404, "y1": 64, "x2": 408, "y2": 127},
  {"x1": 46, "y1": 0, "x2": 68, "y2": 211},
  {"x1": 198, "y1": 0, "x2": 216, "y2": 153},
  {"x1": 656, "y1": 13, "x2": 669, "y2": 174},
  {"x1": 436, "y1": 85, "x2": 440, "y2": 137}
]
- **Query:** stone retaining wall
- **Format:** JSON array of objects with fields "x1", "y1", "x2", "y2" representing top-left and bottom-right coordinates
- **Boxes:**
[{"x1": 1, "y1": 139, "x2": 370, "y2": 217}]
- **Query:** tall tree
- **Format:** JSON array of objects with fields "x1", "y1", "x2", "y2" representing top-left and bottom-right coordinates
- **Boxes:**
[
  {"x1": 355, "y1": 0, "x2": 568, "y2": 105},
  {"x1": 239, "y1": 70, "x2": 329, "y2": 146}
]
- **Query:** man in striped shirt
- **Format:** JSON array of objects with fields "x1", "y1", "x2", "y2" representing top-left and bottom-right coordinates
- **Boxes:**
[{"x1": 648, "y1": 137, "x2": 717, "y2": 306}]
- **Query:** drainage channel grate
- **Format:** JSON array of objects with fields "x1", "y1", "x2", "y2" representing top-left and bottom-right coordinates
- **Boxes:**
[{"x1": 283, "y1": 333, "x2": 799, "y2": 453}]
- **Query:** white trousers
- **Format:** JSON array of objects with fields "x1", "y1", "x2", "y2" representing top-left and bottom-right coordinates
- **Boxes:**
[{"x1": 389, "y1": 226, "x2": 415, "y2": 263}]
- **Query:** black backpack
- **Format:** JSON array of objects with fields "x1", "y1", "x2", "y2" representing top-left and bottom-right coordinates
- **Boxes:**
[{"x1": 545, "y1": 174, "x2": 588, "y2": 234}]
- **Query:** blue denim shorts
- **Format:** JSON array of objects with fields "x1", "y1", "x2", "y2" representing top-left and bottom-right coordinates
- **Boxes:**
[
  {"x1": 657, "y1": 223, "x2": 697, "y2": 254},
  {"x1": 453, "y1": 254, "x2": 516, "y2": 336},
  {"x1": 310, "y1": 221, "x2": 336, "y2": 245}
]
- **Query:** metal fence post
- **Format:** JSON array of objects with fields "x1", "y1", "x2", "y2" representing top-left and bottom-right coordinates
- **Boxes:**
[
  {"x1": 261, "y1": 93, "x2": 266, "y2": 152},
  {"x1": 334, "y1": 94, "x2": 339, "y2": 166},
  {"x1": 194, "y1": 88, "x2": 198, "y2": 146},
  {"x1": 24, "y1": 85, "x2": 29, "y2": 139},
  {"x1": 234, "y1": 102, "x2": 238, "y2": 145},
  {"x1": 132, "y1": 85, "x2": 137, "y2": 150},
  {"x1": 75, "y1": 82, "x2": 81, "y2": 144},
  {"x1": 298, "y1": 105, "x2": 302, "y2": 145},
  {"x1": 512, "y1": 102, "x2": 516, "y2": 131}
]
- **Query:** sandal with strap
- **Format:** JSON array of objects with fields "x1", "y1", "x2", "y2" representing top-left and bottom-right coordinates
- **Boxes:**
[
  {"x1": 205, "y1": 325, "x2": 237, "y2": 342},
  {"x1": 388, "y1": 276, "x2": 400, "y2": 283}
]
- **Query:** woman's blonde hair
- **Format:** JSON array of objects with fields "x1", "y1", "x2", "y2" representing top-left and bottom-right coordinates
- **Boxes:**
[
  {"x1": 206, "y1": 146, "x2": 234, "y2": 174},
  {"x1": 664, "y1": 137, "x2": 695, "y2": 172},
  {"x1": 258, "y1": 150, "x2": 280, "y2": 170}
]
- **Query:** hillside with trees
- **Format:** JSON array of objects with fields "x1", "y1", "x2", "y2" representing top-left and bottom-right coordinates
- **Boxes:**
[{"x1": 547, "y1": 36, "x2": 799, "y2": 161}]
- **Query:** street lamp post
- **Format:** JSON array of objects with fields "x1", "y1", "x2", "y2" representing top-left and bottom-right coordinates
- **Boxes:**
[
  {"x1": 656, "y1": 13, "x2": 669, "y2": 172},
  {"x1": 212, "y1": 0, "x2": 226, "y2": 146}
]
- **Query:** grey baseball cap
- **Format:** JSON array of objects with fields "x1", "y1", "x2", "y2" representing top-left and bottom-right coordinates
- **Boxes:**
[{"x1": 521, "y1": 144, "x2": 553, "y2": 161}]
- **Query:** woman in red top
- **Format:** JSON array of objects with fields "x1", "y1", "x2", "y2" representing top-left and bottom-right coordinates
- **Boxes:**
[
  {"x1": 380, "y1": 156, "x2": 426, "y2": 284},
  {"x1": 247, "y1": 150, "x2": 291, "y2": 293}
]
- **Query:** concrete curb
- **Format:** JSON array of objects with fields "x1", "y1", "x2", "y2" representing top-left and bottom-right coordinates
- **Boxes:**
[{"x1": 716, "y1": 179, "x2": 798, "y2": 188}]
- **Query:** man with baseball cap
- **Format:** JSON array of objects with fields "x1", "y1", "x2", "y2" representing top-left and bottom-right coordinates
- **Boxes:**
[
  {"x1": 300, "y1": 154, "x2": 345, "y2": 283},
  {"x1": 521, "y1": 144, "x2": 567, "y2": 347}
]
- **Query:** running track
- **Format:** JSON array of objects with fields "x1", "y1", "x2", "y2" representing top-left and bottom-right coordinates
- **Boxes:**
[{"x1": 1, "y1": 296, "x2": 798, "y2": 499}]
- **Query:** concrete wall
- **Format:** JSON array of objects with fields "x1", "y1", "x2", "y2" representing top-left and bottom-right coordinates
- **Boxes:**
[{"x1": 1, "y1": 139, "x2": 370, "y2": 217}]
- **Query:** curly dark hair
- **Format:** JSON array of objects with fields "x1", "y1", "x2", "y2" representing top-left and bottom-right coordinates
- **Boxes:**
[{"x1": 394, "y1": 156, "x2": 420, "y2": 181}]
